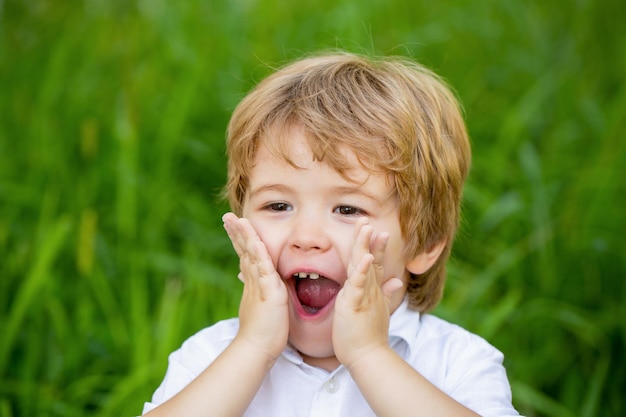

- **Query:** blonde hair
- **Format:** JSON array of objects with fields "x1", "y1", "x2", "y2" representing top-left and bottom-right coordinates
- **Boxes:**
[{"x1": 225, "y1": 51, "x2": 470, "y2": 312}]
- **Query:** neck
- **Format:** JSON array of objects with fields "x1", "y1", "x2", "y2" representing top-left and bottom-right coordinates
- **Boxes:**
[{"x1": 301, "y1": 353, "x2": 341, "y2": 372}]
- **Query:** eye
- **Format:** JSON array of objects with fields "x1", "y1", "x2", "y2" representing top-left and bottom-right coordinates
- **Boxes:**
[
  {"x1": 265, "y1": 202, "x2": 292, "y2": 212},
  {"x1": 334, "y1": 205, "x2": 364, "y2": 216}
]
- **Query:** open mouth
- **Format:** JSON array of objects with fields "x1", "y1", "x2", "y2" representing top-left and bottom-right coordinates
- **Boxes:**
[{"x1": 293, "y1": 272, "x2": 341, "y2": 315}]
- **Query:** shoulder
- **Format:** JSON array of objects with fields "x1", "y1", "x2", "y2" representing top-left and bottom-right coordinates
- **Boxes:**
[
  {"x1": 408, "y1": 314, "x2": 507, "y2": 388},
  {"x1": 167, "y1": 317, "x2": 240, "y2": 373},
  {"x1": 141, "y1": 318, "x2": 241, "y2": 414},
  {"x1": 189, "y1": 317, "x2": 240, "y2": 343},
  {"x1": 417, "y1": 314, "x2": 503, "y2": 359},
  {"x1": 412, "y1": 315, "x2": 518, "y2": 416},
  {"x1": 177, "y1": 318, "x2": 240, "y2": 358}
]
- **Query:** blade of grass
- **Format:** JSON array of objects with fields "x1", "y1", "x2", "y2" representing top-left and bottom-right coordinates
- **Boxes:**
[
  {"x1": 0, "y1": 216, "x2": 71, "y2": 373},
  {"x1": 580, "y1": 352, "x2": 609, "y2": 417},
  {"x1": 512, "y1": 380, "x2": 578, "y2": 417}
]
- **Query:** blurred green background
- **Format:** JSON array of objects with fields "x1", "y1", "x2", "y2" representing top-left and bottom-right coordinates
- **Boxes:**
[{"x1": 1, "y1": 0, "x2": 624, "y2": 416}]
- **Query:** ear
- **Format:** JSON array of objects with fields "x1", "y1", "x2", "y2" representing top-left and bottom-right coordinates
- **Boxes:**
[{"x1": 406, "y1": 240, "x2": 447, "y2": 275}]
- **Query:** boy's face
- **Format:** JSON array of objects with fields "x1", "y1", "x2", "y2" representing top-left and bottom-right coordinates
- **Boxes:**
[{"x1": 241, "y1": 128, "x2": 410, "y2": 369}]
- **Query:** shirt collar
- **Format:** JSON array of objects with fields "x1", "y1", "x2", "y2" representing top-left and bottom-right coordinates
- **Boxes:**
[
  {"x1": 281, "y1": 296, "x2": 421, "y2": 365},
  {"x1": 388, "y1": 296, "x2": 421, "y2": 355}
]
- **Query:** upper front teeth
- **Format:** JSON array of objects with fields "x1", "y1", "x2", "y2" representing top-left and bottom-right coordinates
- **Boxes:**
[{"x1": 296, "y1": 272, "x2": 320, "y2": 279}]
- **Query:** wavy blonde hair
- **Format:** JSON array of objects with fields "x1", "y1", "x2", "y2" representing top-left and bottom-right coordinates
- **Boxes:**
[{"x1": 225, "y1": 51, "x2": 470, "y2": 312}]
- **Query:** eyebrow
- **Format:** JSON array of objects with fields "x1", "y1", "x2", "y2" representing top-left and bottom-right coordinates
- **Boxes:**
[
  {"x1": 248, "y1": 183, "x2": 393, "y2": 207},
  {"x1": 248, "y1": 183, "x2": 293, "y2": 198},
  {"x1": 330, "y1": 185, "x2": 386, "y2": 206}
]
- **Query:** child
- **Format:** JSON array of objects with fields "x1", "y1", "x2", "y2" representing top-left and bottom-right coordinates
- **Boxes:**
[{"x1": 142, "y1": 51, "x2": 521, "y2": 417}]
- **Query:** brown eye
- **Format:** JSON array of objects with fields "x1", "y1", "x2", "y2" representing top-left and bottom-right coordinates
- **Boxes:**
[
  {"x1": 334, "y1": 206, "x2": 361, "y2": 216},
  {"x1": 267, "y1": 202, "x2": 291, "y2": 211}
]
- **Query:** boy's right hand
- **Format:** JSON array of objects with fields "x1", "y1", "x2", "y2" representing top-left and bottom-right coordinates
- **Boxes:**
[{"x1": 222, "y1": 212, "x2": 289, "y2": 364}]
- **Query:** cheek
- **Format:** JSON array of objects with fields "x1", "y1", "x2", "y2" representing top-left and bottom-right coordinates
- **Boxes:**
[
  {"x1": 249, "y1": 219, "x2": 283, "y2": 259},
  {"x1": 330, "y1": 224, "x2": 359, "y2": 259}
]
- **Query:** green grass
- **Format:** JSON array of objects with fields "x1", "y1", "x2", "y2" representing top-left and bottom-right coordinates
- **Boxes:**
[{"x1": 1, "y1": 0, "x2": 624, "y2": 416}]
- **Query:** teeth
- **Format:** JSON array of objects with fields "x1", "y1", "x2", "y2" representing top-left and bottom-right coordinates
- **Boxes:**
[{"x1": 295, "y1": 272, "x2": 320, "y2": 279}]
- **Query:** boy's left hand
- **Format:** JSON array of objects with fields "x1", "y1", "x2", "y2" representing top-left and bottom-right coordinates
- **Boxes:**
[{"x1": 332, "y1": 218, "x2": 403, "y2": 370}]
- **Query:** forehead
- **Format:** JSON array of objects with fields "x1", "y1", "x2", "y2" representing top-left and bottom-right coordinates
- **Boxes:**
[
  {"x1": 247, "y1": 129, "x2": 399, "y2": 211},
  {"x1": 254, "y1": 127, "x2": 377, "y2": 185}
]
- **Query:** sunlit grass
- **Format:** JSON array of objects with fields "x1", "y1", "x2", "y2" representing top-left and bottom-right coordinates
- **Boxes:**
[{"x1": 1, "y1": 0, "x2": 624, "y2": 416}]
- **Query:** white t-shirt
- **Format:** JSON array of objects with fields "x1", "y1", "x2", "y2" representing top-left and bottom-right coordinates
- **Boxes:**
[{"x1": 142, "y1": 299, "x2": 520, "y2": 417}]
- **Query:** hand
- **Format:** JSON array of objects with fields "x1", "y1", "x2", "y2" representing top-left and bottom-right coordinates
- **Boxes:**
[
  {"x1": 222, "y1": 212, "x2": 289, "y2": 363},
  {"x1": 332, "y1": 217, "x2": 403, "y2": 370}
]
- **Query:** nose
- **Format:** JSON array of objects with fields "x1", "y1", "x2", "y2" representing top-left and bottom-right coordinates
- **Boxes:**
[{"x1": 288, "y1": 212, "x2": 331, "y2": 252}]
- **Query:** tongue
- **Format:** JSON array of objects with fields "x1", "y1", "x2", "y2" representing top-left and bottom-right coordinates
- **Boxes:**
[{"x1": 296, "y1": 277, "x2": 341, "y2": 309}]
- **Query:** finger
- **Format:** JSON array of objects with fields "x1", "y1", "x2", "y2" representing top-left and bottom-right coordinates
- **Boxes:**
[
  {"x1": 239, "y1": 239, "x2": 263, "y2": 287},
  {"x1": 341, "y1": 253, "x2": 374, "y2": 309},
  {"x1": 354, "y1": 218, "x2": 372, "y2": 253},
  {"x1": 223, "y1": 214, "x2": 263, "y2": 262},
  {"x1": 380, "y1": 277, "x2": 403, "y2": 301},
  {"x1": 352, "y1": 216, "x2": 370, "y2": 240},
  {"x1": 348, "y1": 219, "x2": 372, "y2": 277},
  {"x1": 369, "y1": 231, "x2": 389, "y2": 262},
  {"x1": 223, "y1": 213, "x2": 267, "y2": 285},
  {"x1": 237, "y1": 228, "x2": 278, "y2": 281},
  {"x1": 369, "y1": 231, "x2": 389, "y2": 285},
  {"x1": 222, "y1": 213, "x2": 247, "y2": 257},
  {"x1": 252, "y1": 241, "x2": 284, "y2": 302},
  {"x1": 238, "y1": 218, "x2": 267, "y2": 258}
]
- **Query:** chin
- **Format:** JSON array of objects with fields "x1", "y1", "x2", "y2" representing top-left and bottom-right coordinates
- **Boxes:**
[
  {"x1": 290, "y1": 338, "x2": 340, "y2": 372},
  {"x1": 288, "y1": 320, "x2": 335, "y2": 358}
]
